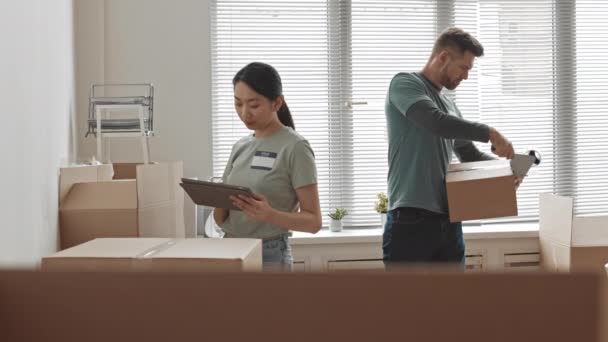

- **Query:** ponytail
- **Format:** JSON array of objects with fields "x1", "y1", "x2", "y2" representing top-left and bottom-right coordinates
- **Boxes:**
[{"x1": 277, "y1": 102, "x2": 295, "y2": 130}]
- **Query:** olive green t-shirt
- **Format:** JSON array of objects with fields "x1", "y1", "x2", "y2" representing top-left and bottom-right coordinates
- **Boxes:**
[{"x1": 220, "y1": 126, "x2": 317, "y2": 239}]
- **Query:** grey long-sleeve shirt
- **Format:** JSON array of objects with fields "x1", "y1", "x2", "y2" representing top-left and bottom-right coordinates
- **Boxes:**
[
  {"x1": 407, "y1": 100, "x2": 495, "y2": 162},
  {"x1": 385, "y1": 71, "x2": 495, "y2": 214}
]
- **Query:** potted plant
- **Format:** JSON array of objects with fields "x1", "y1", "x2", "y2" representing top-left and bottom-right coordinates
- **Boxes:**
[
  {"x1": 328, "y1": 208, "x2": 348, "y2": 232},
  {"x1": 374, "y1": 192, "x2": 388, "y2": 227}
]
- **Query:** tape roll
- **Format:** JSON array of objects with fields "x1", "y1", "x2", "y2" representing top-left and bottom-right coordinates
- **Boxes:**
[{"x1": 528, "y1": 150, "x2": 541, "y2": 165}]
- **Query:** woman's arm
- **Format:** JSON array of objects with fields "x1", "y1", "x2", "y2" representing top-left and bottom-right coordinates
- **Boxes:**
[
  {"x1": 269, "y1": 183, "x2": 322, "y2": 233},
  {"x1": 213, "y1": 207, "x2": 229, "y2": 225},
  {"x1": 230, "y1": 183, "x2": 322, "y2": 234}
]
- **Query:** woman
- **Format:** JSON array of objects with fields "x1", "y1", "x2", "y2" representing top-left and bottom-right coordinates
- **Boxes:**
[{"x1": 213, "y1": 62, "x2": 322, "y2": 271}]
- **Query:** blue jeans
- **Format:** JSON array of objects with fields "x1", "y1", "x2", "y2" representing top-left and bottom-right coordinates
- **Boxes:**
[
  {"x1": 262, "y1": 234, "x2": 293, "y2": 271},
  {"x1": 382, "y1": 207, "x2": 465, "y2": 269}
]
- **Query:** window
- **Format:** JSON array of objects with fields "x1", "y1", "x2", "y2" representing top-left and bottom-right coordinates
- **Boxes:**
[
  {"x1": 573, "y1": 1, "x2": 608, "y2": 215},
  {"x1": 211, "y1": 1, "x2": 334, "y2": 225},
  {"x1": 211, "y1": 0, "x2": 608, "y2": 228},
  {"x1": 450, "y1": 0, "x2": 558, "y2": 222}
]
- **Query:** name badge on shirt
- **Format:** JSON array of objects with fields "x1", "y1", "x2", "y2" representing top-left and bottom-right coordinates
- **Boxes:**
[{"x1": 251, "y1": 151, "x2": 277, "y2": 171}]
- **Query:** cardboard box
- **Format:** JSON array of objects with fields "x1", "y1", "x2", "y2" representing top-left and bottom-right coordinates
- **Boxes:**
[
  {"x1": 446, "y1": 160, "x2": 517, "y2": 222},
  {"x1": 60, "y1": 181, "x2": 139, "y2": 248},
  {"x1": 59, "y1": 162, "x2": 185, "y2": 249},
  {"x1": 41, "y1": 238, "x2": 171, "y2": 272},
  {"x1": 140, "y1": 238, "x2": 262, "y2": 272},
  {"x1": 0, "y1": 271, "x2": 602, "y2": 342},
  {"x1": 41, "y1": 238, "x2": 262, "y2": 272},
  {"x1": 539, "y1": 193, "x2": 608, "y2": 341},
  {"x1": 540, "y1": 193, "x2": 608, "y2": 273},
  {"x1": 111, "y1": 162, "x2": 196, "y2": 238}
]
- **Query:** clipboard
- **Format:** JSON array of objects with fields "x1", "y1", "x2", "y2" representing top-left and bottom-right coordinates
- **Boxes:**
[{"x1": 180, "y1": 178, "x2": 253, "y2": 210}]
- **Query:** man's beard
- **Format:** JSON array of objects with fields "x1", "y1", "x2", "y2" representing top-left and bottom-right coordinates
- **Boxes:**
[
  {"x1": 445, "y1": 79, "x2": 459, "y2": 90},
  {"x1": 442, "y1": 71, "x2": 460, "y2": 90}
]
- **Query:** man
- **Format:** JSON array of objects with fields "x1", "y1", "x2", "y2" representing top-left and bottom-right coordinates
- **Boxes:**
[{"x1": 383, "y1": 27, "x2": 518, "y2": 267}]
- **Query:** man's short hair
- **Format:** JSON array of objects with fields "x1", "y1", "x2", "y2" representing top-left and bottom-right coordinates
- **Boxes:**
[{"x1": 432, "y1": 27, "x2": 484, "y2": 57}]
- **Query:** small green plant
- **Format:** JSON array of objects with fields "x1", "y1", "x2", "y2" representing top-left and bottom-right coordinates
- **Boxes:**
[
  {"x1": 328, "y1": 208, "x2": 348, "y2": 220},
  {"x1": 374, "y1": 192, "x2": 388, "y2": 213}
]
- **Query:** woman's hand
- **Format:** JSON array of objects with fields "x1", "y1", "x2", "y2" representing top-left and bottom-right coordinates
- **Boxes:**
[
  {"x1": 230, "y1": 193, "x2": 276, "y2": 223},
  {"x1": 230, "y1": 184, "x2": 321, "y2": 233}
]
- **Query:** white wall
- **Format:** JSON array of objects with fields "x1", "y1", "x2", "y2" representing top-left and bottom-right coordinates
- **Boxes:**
[
  {"x1": 0, "y1": 0, "x2": 75, "y2": 267},
  {"x1": 75, "y1": 0, "x2": 213, "y2": 179}
]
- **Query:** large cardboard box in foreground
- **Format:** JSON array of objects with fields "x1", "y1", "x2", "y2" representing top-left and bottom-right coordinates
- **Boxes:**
[
  {"x1": 0, "y1": 271, "x2": 602, "y2": 342},
  {"x1": 446, "y1": 160, "x2": 517, "y2": 222},
  {"x1": 41, "y1": 238, "x2": 262, "y2": 272},
  {"x1": 540, "y1": 193, "x2": 608, "y2": 273},
  {"x1": 59, "y1": 162, "x2": 187, "y2": 249}
]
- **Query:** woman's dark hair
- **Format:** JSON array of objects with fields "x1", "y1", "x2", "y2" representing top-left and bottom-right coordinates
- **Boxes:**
[{"x1": 232, "y1": 62, "x2": 295, "y2": 130}]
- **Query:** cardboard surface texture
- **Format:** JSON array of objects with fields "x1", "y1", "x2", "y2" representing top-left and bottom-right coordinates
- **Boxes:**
[
  {"x1": 540, "y1": 193, "x2": 608, "y2": 273},
  {"x1": 59, "y1": 162, "x2": 185, "y2": 249},
  {"x1": 446, "y1": 160, "x2": 517, "y2": 222},
  {"x1": 0, "y1": 271, "x2": 602, "y2": 342},
  {"x1": 41, "y1": 237, "x2": 262, "y2": 272},
  {"x1": 112, "y1": 162, "x2": 141, "y2": 180},
  {"x1": 58, "y1": 163, "x2": 114, "y2": 204},
  {"x1": 538, "y1": 194, "x2": 608, "y2": 342}
]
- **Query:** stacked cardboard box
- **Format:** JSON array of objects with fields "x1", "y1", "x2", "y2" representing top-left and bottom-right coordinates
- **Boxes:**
[{"x1": 58, "y1": 162, "x2": 194, "y2": 249}]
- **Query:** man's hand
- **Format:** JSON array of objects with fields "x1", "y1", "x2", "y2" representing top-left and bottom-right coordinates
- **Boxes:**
[
  {"x1": 489, "y1": 127, "x2": 514, "y2": 159},
  {"x1": 514, "y1": 176, "x2": 524, "y2": 190}
]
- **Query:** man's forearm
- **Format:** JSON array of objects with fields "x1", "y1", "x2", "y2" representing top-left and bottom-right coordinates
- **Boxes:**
[
  {"x1": 454, "y1": 140, "x2": 496, "y2": 162},
  {"x1": 406, "y1": 100, "x2": 490, "y2": 142}
]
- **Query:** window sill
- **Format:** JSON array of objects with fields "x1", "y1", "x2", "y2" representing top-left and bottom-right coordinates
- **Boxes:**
[{"x1": 289, "y1": 222, "x2": 539, "y2": 245}]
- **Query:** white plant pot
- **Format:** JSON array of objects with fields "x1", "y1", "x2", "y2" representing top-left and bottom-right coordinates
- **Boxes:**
[
  {"x1": 380, "y1": 213, "x2": 387, "y2": 227},
  {"x1": 329, "y1": 219, "x2": 343, "y2": 232}
]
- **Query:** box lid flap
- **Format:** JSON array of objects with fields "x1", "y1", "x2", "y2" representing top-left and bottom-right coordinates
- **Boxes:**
[
  {"x1": 446, "y1": 165, "x2": 512, "y2": 182},
  {"x1": 136, "y1": 161, "x2": 183, "y2": 207},
  {"x1": 60, "y1": 180, "x2": 137, "y2": 210},
  {"x1": 59, "y1": 164, "x2": 114, "y2": 204},
  {"x1": 448, "y1": 160, "x2": 508, "y2": 172},
  {"x1": 539, "y1": 193, "x2": 574, "y2": 246}
]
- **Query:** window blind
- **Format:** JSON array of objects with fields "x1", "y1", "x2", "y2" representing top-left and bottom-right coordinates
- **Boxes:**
[{"x1": 211, "y1": 0, "x2": 608, "y2": 228}]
